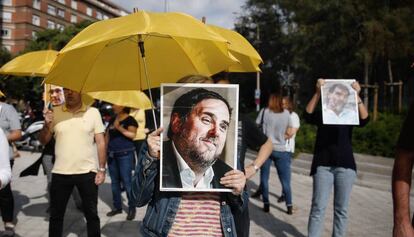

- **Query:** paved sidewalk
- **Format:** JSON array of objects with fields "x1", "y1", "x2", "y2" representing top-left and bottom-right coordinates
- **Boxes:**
[{"x1": 4, "y1": 151, "x2": 413, "y2": 236}]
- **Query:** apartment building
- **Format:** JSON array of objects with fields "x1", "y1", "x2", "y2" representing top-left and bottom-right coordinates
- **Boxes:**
[{"x1": 1, "y1": 0, "x2": 129, "y2": 54}]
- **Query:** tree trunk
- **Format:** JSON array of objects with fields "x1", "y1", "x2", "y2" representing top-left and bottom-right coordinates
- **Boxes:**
[
  {"x1": 387, "y1": 59, "x2": 394, "y2": 110},
  {"x1": 363, "y1": 54, "x2": 369, "y2": 109}
]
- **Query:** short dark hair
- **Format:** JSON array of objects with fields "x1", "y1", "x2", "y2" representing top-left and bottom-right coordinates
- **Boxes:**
[
  {"x1": 122, "y1": 106, "x2": 131, "y2": 114},
  {"x1": 328, "y1": 83, "x2": 350, "y2": 96},
  {"x1": 167, "y1": 88, "x2": 232, "y2": 139}
]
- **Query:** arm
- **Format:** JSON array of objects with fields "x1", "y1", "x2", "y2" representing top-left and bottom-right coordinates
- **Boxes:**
[
  {"x1": 7, "y1": 130, "x2": 22, "y2": 143},
  {"x1": 39, "y1": 110, "x2": 54, "y2": 145},
  {"x1": 6, "y1": 106, "x2": 22, "y2": 142},
  {"x1": 94, "y1": 133, "x2": 107, "y2": 185},
  {"x1": 114, "y1": 118, "x2": 137, "y2": 140},
  {"x1": 130, "y1": 128, "x2": 163, "y2": 207},
  {"x1": 0, "y1": 130, "x2": 11, "y2": 189},
  {"x1": 245, "y1": 138, "x2": 273, "y2": 179},
  {"x1": 351, "y1": 81, "x2": 369, "y2": 120},
  {"x1": 306, "y1": 78, "x2": 324, "y2": 114},
  {"x1": 392, "y1": 148, "x2": 414, "y2": 237}
]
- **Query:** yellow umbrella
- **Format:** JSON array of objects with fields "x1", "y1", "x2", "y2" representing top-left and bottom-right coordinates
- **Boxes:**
[
  {"x1": 44, "y1": 10, "x2": 237, "y2": 93},
  {"x1": 87, "y1": 90, "x2": 152, "y2": 110},
  {"x1": 0, "y1": 50, "x2": 58, "y2": 77},
  {"x1": 207, "y1": 25, "x2": 262, "y2": 72},
  {"x1": 0, "y1": 90, "x2": 5, "y2": 98}
]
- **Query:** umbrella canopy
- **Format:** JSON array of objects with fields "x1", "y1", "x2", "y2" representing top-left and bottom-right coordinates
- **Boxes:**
[
  {"x1": 207, "y1": 25, "x2": 262, "y2": 72},
  {"x1": 0, "y1": 90, "x2": 4, "y2": 98},
  {"x1": 0, "y1": 50, "x2": 58, "y2": 77},
  {"x1": 45, "y1": 10, "x2": 238, "y2": 92},
  {"x1": 87, "y1": 90, "x2": 152, "y2": 109}
]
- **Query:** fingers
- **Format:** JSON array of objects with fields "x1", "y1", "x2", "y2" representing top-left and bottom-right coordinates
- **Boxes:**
[
  {"x1": 316, "y1": 78, "x2": 325, "y2": 93},
  {"x1": 220, "y1": 170, "x2": 246, "y2": 195},
  {"x1": 147, "y1": 127, "x2": 164, "y2": 158}
]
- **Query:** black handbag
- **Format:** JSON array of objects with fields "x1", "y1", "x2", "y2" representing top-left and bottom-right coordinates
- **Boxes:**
[{"x1": 257, "y1": 108, "x2": 265, "y2": 132}]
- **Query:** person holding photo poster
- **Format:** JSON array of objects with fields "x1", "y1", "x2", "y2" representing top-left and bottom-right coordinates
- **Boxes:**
[
  {"x1": 130, "y1": 75, "x2": 247, "y2": 237},
  {"x1": 305, "y1": 78, "x2": 369, "y2": 237}
]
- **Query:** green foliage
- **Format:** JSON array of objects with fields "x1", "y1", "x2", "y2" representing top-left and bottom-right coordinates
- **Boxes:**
[
  {"x1": 0, "y1": 20, "x2": 93, "y2": 101},
  {"x1": 352, "y1": 112, "x2": 403, "y2": 157},
  {"x1": 235, "y1": 0, "x2": 414, "y2": 107},
  {"x1": 295, "y1": 112, "x2": 404, "y2": 157}
]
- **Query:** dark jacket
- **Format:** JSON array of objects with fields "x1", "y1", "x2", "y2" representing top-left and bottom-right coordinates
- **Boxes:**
[{"x1": 130, "y1": 142, "x2": 247, "y2": 237}]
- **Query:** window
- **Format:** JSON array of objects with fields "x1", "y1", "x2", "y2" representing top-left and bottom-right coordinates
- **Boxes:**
[
  {"x1": 57, "y1": 8, "x2": 65, "y2": 18},
  {"x1": 86, "y1": 7, "x2": 92, "y2": 16},
  {"x1": 96, "y1": 11, "x2": 102, "y2": 20},
  {"x1": 103, "y1": 15, "x2": 109, "y2": 20},
  {"x1": 32, "y1": 14, "x2": 40, "y2": 26},
  {"x1": 32, "y1": 31, "x2": 38, "y2": 39},
  {"x1": 71, "y1": 0, "x2": 77, "y2": 9},
  {"x1": 1, "y1": 29, "x2": 11, "y2": 39},
  {"x1": 47, "y1": 5, "x2": 56, "y2": 16},
  {"x1": 47, "y1": 20, "x2": 55, "y2": 29},
  {"x1": 33, "y1": 0, "x2": 41, "y2": 9},
  {"x1": 57, "y1": 0, "x2": 65, "y2": 4},
  {"x1": 70, "y1": 14, "x2": 77, "y2": 23},
  {"x1": 2, "y1": 12, "x2": 11, "y2": 22},
  {"x1": 3, "y1": 45, "x2": 11, "y2": 52},
  {"x1": 56, "y1": 23, "x2": 64, "y2": 31},
  {"x1": 2, "y1": 0, "x2": 11, "y2": 6}
]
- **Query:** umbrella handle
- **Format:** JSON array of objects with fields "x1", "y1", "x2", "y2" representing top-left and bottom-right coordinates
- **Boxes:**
[{"x1": 138, "y1": 37, "x2": 158, "y2": 129}]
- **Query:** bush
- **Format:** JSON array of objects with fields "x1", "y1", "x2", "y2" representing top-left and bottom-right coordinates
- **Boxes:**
[{"x1": 296, "y1": 112, "x2": 404, "y2": 158}]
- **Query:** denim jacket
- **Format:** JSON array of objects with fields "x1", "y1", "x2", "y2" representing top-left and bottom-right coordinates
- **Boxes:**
[{"x1": 130, "y1": 143, "x2": 248, "y2": 237}]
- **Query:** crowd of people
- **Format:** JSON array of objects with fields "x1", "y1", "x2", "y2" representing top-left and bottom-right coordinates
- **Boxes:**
[{"x1": 0, "y1": 73, "x2": 412, "y2": 237}]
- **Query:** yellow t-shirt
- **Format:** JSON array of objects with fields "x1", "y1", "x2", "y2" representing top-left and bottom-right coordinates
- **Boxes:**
[
  {"x1": 51, "y1": 104, "x2": 105, "y2": 174},
  {"x1": 130, "y1": 109, "x2": 146, "y2": 141}
]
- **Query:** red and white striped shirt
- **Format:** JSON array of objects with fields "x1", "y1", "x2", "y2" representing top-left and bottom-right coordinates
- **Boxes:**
[{"x1": 168, "y1": 192, "x2": 223, "y2": 237}]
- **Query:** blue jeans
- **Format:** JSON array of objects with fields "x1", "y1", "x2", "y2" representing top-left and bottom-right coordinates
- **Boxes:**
[
  {"x1": 108, "y1": 150, "x2": 135, "y2": 210},
  {"x1": 308, "y1": 166, "x2": 356, "y2": 237},
  {"x1": 260, "y1": 151, "x2": 292, "y2": 207}
]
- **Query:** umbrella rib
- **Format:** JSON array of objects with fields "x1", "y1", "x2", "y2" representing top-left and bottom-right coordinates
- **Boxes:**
[
  {"x1": 79, "y1": 45, "x2": 110, "y2": 93},
  {"x1": 170, "y1": 37, "x2": 200, "y2": 73}
]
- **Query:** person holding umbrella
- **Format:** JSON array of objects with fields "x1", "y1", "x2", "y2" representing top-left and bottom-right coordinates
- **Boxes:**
[{"x1": 105, "y1": 104, "x2": 138, "y2": 220}]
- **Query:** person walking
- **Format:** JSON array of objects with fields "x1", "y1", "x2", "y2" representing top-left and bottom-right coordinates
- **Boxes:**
[
  {"x1": 252, "y1": 94, "x2": 293, "y2": 214},
  {"x1": 305, "y1": 79, "x2": 369, "y2": 237},
  {"x1": 0, "y1": 91, "x2": 22, "y2": 237},
  {"x1": 105, "y1": 104, "x2": 138, "y2": 220},
  {"x1": 39, "y1": 88, "x2": 106, "y2": 237}
]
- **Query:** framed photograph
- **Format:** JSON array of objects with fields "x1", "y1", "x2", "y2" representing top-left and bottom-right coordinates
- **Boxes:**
[
  {"x1": 321, "y1": 79, "x2": 359, "y2": 125},
  {"x1": 160, "y1": 83, "x2": 239, "y2": 192}
]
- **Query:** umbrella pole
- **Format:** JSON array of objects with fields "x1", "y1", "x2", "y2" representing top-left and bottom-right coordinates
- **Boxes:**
[{"x1": 138, "y1": 37, "x2": 158, "y2": 130}]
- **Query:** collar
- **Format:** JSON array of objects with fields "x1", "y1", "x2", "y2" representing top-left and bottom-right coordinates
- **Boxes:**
[
  {"x1": 62, "y1": 103, "x2": 88, "y2": 113},
  {"x1": 171, "y1": 141, "x2": 214, "y2": 189}
]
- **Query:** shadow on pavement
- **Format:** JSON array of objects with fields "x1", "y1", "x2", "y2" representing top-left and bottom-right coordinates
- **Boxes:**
[
  {"x1": 101, "y1": 220, "x2": 142, "y2": 237},
  {"x1": 99, "y1": 182, "x2": 130, "y2": 212},
  {"x1": 13, "y1": 191, "x2": 30, "y2": 219},
  {"x1": 246, "y1": 180, "x2": 306, "y2": 237}
]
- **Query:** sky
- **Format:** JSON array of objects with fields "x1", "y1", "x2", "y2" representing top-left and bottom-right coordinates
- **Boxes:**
[{"x1": 111, "y1": 0, "x2": 246, "y2": 29}]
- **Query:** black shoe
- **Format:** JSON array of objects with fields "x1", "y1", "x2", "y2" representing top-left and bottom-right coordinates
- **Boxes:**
[
  {"x1": 287, "y1": 206, "x2": 293, "y2": 215},
  {"x1": 126, "y1": 208, "x2": 136, "y2": 221},
  {"x1": 106, "y1": 209, "x2": 122, "y2": 217},
  {"x1": 263, "y1": 204, "x2": 270, "y2": 213},
  {"x1": 277, "y1": 195, "x2": 285, "y2": 203},
  {"x1": 251, "y1": 189, "x2": 262, "y2": 198}
]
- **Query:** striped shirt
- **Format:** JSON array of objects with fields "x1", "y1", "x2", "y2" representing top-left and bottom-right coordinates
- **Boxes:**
[{"x1": 168, "y1": 192, "x2": 223, "y2": 237}]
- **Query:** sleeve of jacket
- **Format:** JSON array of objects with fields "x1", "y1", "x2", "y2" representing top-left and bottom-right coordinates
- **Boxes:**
[
  {"x1": 226, "y1": 189, "x2": 249, "y2": 214},
  {"x1": 130, "y1": 142, "x2": 159, "y2": 207}
]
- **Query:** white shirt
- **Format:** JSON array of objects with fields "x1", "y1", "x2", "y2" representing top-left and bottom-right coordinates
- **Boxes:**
[
  {"x1": 0, "y1": 129, "x2": 11, "y2": 189},
  {"x1": 286, "y1": 112, "x2": 300, "y2": 153},
  {"x1": 172, "y1": 142, "x2": 214, "y2": 189},
  {"x1": 323, "y1": 107, "x2": 359, "y2": 125}
]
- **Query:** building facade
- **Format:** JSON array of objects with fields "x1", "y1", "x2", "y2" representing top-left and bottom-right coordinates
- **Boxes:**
[{"x1": 1, "y1": 0, "x2": 128, "y2": 54}]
